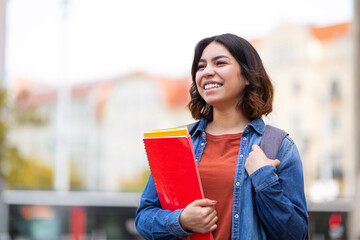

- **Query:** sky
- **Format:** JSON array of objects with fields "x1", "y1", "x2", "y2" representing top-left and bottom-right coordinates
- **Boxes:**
[{"x1": 5, "y1": 0, "x2": 353, "y2": 86}]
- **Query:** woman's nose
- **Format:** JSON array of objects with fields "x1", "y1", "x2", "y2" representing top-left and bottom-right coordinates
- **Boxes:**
[{"x1": 203, "y1": 65, "x2": 215, "y2": 77}]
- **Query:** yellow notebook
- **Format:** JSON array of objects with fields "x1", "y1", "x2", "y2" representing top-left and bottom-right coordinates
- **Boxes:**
[{"x1": 144, "y1": 126, "x2": 189, "y2": 138}]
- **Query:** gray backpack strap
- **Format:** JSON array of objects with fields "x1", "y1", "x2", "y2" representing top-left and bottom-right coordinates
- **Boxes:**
[
  {"x1": 259, "y1": 125, "x2": 288, "y2": 160},
  {"x1": 186, "y1": 121, "x2": 200, "y2": 135},
  {"x1": 259, "y1": 125, "x2": 310, "y2": 240}
]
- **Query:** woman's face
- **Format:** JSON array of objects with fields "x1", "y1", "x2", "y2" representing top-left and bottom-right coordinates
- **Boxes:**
[{"x1": 195, "y1": 42, "x2": 249, "y2": 110}]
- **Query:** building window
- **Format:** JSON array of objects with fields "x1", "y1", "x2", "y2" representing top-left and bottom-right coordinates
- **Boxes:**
[
  {"x1": 330, "y1": 114, "x2": 340, "y2": 131},
  {"x1": 330, "y1": 154, "x2": 343, "y2": 179},
  {"x1": 330, "y1": 80, "x2": 341, "y2": 100}
]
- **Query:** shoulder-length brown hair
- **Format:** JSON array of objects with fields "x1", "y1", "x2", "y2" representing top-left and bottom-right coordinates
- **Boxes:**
[{"x1": 188, "y1": 33, "x2": 273, "y2": 121}]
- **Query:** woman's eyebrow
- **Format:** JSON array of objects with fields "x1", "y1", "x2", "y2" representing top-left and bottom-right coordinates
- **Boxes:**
[
  {"x1": 212, "y1": 55, "x2": 230, "y2": 61},
  {"x1": 199, "y1": 55, "x2": 230, "y2": 63}
]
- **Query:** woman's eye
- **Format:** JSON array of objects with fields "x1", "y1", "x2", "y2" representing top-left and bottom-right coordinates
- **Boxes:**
[
  {"x1": 197, "y1": 65, "x2": 205, "y2": 70},
  {"x1": 216, "y1": 61, "x2": 226, "y2": 66}
]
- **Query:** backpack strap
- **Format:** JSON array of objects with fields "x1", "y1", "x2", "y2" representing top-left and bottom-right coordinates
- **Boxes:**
[
  {"x1": 259, "y1": 125, "x2": 288, "y2": 160},
  {"x1": 186, "y1": 121, "x2": 200, "y2": 135},
  {"x1": 259, "y1": 125, "x2": 310, "y2": 239}
]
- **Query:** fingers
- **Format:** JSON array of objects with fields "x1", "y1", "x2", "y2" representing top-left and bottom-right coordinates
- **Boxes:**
[
  {"x1": 251, "y1": 144, "x2": 267, "y2": 158},
  {"x1": 245, "y1": 144, "x2": 281, "y2": 175},
  {"x1": 192, "y1": 199, "x2": 217, "y2": 218},
  {"x1": 252, "y1": 144, "x2": 261, "y2": 151},
  {"x1": 179, "y1": 198, "x2": 217, "y2": 233},
  {"x1": 197, "y1": 209, "x2": 218, "y2": 234},
  {"x1": 203, "y1": 213, "x2": 218, "y2": 233},
  {"x1": 251, "y1": 144, "x2": 281, "y2": 164}
]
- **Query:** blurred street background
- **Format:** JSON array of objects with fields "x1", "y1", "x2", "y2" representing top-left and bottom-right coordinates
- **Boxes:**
[{"x1": 0, "y1": 0, "x2": 359, "y2": 239}]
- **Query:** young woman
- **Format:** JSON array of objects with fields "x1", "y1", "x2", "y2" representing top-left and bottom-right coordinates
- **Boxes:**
[{"x1": 135, "y1": 33, "x2": 308, "y2": 240}]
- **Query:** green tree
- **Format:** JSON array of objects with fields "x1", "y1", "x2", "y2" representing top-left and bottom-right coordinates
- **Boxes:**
[{"x1": 0, "y1": 88, "x2": 53, "y2": 189}]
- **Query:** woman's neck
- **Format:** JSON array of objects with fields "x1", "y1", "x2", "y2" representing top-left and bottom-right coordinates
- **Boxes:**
[{"x1": 205, "y1": 108, "x2": 251, "y2": 135}]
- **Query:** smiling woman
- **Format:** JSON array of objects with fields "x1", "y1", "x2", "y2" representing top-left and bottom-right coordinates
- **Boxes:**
[{"x1": 136, "y1": 33, "x2": 309, "y2": 240}]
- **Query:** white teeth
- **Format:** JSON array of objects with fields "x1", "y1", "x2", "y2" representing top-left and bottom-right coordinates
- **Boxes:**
[{"x1": 204, "y1": 83, "x2": 221, "y2": 90}]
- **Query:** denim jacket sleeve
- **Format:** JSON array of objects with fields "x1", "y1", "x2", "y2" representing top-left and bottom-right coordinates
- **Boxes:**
[
  {"x1": 250, "y1": 136, "x2": 308, "y2": 240},
  {"x1": 135, "y1": 174, "x2": 192, "y2": 239}
]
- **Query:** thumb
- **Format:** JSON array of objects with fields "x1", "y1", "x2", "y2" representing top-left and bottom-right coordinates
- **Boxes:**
[
  {"x1": 271, "y1": 159, "x2": 281, "y2": 168},
  {"x1": 192, "y1": 198, "x2": 217, "y2": 207},
  {"x1": 252, "y1": 144, "x2": 266, "y2": 156}
]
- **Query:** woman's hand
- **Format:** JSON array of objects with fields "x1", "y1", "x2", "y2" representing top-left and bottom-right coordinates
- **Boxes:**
[
  {"x1": 179, "y1": 199, "x2": 218, "y2": 234},
  {"x1": 245, "y1": 144, "x2": 281, "y2": 175}
]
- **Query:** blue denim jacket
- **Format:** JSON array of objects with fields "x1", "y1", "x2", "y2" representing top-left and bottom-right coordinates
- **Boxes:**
[{"x1": 136, "y1": 118, "x2": 308, "y2": 239}]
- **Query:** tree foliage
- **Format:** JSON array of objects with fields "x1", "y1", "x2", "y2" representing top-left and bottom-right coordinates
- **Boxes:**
[{"x1": 0, "y1": 88, "x2": 54, "y2": 189}]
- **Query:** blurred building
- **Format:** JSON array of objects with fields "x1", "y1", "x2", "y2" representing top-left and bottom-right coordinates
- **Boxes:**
[
  {"x1": 253, "y1": 22, "x2": 355, "y2": 203},
  {"x1": 8, "y1": 72, "x2": 193, "y2": 191},
  {"x1": 252, "y1": 22, "x2": 354, "y2": 239}
]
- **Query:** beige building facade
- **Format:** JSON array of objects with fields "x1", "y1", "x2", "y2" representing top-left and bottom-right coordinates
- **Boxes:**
[
  {"x1": 253, "y1": 22, "x2": 355, "y2": 202},
  {"x1": 8, "y1": 73, "x2": 193, "y2": 191}
]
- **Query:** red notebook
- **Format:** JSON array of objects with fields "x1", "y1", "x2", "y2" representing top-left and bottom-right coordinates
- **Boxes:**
[{"x1": 143, "y1": 127, "x2": 214, "y2": 240}]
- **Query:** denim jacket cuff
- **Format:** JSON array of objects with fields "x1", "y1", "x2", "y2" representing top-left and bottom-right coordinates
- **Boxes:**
[
  {"x1": 250, "y1": 165, "x2": 279, "y2": 192},
  {"x1": 166, "y1": 209, "x2": 192, "y2": 238}
]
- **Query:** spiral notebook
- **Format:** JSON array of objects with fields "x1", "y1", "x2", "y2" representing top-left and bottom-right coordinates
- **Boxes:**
[{"x1": 143, "y1": 126, "x2": 214, "y2": 240}]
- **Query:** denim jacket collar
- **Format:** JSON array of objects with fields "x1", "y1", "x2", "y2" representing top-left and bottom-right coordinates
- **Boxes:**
[
  {"x1": 247, "y1": 117, "x2": 265, "y2": 135},
  {"x1": 192, "y1": 117, "x2": 266, "y2": 136}
]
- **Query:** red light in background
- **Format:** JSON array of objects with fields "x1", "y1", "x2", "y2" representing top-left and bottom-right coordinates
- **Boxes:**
[
  {"x1": 329, "y1": 213, "x2": 342, "y2": 229},
  {"x1": 70, "y1": 207, "x2": 86, "y2": 240}
]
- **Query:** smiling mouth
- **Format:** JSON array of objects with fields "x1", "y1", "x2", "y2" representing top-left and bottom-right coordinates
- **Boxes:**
[{"x1": 204, "y1": 83, "x2": 222, "y2": 90}]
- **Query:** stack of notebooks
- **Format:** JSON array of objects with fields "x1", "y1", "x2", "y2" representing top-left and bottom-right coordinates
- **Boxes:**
[{"x1": 143, "y1": 126, "x2": 214, "y2": 240}]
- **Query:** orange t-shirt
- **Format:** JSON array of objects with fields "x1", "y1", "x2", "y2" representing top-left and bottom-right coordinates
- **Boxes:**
[{"x1": 198, "y1": 132, "x2": 241, "y2": 240}]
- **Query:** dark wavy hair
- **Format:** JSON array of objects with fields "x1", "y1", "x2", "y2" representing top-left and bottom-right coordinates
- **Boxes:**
[{"x1": 188, "y1": 33, "x2": 273, "y2": 121}]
